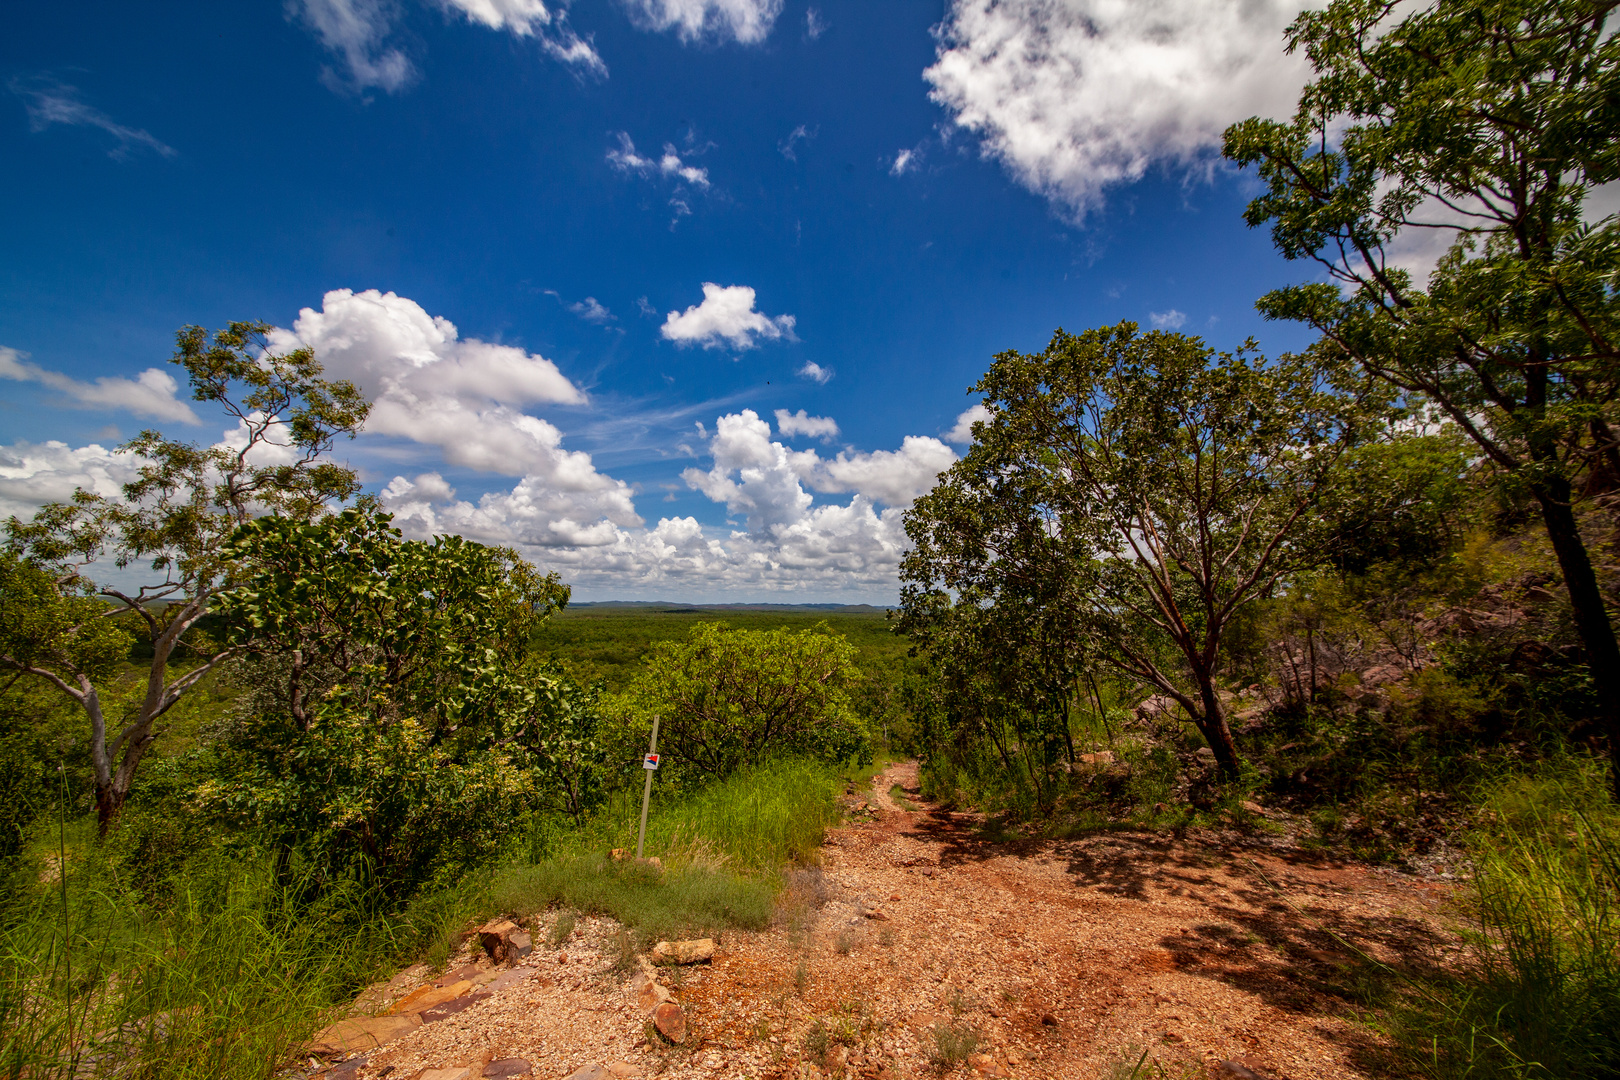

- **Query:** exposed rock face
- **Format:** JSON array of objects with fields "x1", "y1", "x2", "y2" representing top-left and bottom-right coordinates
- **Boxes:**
[
  {"x1": 387, "y1": 980, "x2": 473, "y2": 1016},
  {"x1": 308, "y1": 1014, "x2": 423, "y2": 1057}
]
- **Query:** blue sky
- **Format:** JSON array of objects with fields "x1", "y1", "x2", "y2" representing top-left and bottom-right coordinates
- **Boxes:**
[{"x1": 1, "y1": 0, "x2": 1323, "y2": 602}]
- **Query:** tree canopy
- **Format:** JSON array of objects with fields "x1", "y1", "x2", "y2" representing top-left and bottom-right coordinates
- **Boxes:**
[
  {"x1": 1223, "y1": 0, "x2": 1620, "y2": 789},
  {"x1": 900, "y1": 323, "x2": 1375, "y2": 776}
]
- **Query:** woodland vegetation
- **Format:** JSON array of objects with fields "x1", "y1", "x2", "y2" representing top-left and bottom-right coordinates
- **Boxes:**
[{"x1": 0, "y1": 0, "x2": 1616, "y2": 1077}]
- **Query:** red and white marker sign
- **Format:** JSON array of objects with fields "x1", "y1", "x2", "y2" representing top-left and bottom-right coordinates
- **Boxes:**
[{"x1": 643, "y1": 753, "x2": 660, "y2": 770}]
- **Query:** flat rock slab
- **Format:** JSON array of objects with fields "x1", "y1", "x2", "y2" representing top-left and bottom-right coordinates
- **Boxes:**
[
  {"x1": 434, "y1": 963, "x2": 483, "y2": 988},
  {"x1": 421, "y1": 989, "x2": 493, "y2": 1024},
  {"x1": 482, "y1": 1060, "x2": 533, "y2": 1078},
  {"x1": 418, "y1": 1070, "x2": 473, "y2": 1080},
  {"x1": 317, "y1": 1056, "x2": 367, "y2": 1080},
  {"x1": 308, "y1": 1014, "x2": 422, "y2": 1056},
  {"x1": 389, "y1": 980, "x2": 473, "y2": 1016},
  {"x1": 564, "y1": 1067, "x2": 611, "y2": 1080}
]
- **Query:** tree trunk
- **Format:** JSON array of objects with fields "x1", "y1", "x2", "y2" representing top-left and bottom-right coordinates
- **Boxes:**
[
  {"x1": 1195, "y1": 676, "x2": 1242, "y2": 780},
  {"x1": 1532, "y1": 482, "x2": 1620, "y2": 797}
]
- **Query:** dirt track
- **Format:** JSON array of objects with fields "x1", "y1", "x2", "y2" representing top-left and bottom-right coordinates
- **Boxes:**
[{"x1": 340, "y1": 761, "x2": 1459, "y2": 1080}]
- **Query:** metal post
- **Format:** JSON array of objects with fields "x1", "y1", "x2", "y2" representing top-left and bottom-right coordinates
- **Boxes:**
[{"x1": 635, "y1": 714, "x2": 660, "y2": 860}]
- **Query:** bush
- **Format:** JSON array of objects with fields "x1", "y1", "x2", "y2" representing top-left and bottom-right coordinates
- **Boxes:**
[{"x1": 611, "y1": 623, "x2": 872, "y2": 782}]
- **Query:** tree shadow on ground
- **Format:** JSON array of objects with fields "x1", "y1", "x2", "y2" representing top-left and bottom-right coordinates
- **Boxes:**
[{"x1": 899, "y1": 804, "x2": 1452, "y2": 1078}]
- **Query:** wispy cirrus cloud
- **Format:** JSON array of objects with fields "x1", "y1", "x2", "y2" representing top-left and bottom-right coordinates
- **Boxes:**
[{"x1": 9, "y1": 77, "x2": 176, "y2": 160}]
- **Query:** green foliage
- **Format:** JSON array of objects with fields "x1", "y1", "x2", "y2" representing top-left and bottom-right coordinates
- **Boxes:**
[
  {"x1": 1, "y1": 321, "x2": 370, "y2": 830},
  {"x1": 581, "y1": 757, "x2": 842, "y2": 870},
  {"x1": 539, "y1": 607, "x2": 907, "y2": 690},
  {"x1": 0, "y1": 556, "x2": 133, "y2": 689},
  {"x1": 0, "y1": 839, "x2": 467, "y2": 1080},
  {"x1": 1224, "y1": 0, "x2": 1620, "y2": 784},
  {"x1": 901, "y1": 321, "x2": 1377, "y2": 777},
  {"x1": 205, "y1": 508, "x2": 592, "y2": 892},
  {"x1": 0, "y1": 685, "x2": 87, "y2": 869},
  {"x1": 492, "y1": 855, "x2": 774, "y2": 946},
  {"x1": 1384, "y1": 759, "x2": 1620, "y2": 1078},
  {"x1": 615, "y1": 622, "x2": 871, "y2": 781}
]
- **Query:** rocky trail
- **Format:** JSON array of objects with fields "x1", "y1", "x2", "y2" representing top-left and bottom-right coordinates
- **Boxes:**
[{"x1": 305, "y1": 761, "x2": 1460, "y2": 1080}]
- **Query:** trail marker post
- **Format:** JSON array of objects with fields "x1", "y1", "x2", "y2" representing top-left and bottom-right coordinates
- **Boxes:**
[{"x1": 635, "y1": 714, "x2": 660, "y2": 860}]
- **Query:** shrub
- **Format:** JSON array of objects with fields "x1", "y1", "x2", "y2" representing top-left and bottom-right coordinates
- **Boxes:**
[{"x1": 612, "y1": 622, "x2": 871, "y2": 782}]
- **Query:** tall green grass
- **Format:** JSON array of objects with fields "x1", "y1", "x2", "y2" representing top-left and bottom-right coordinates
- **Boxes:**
[
  {"x1": 494, "y1": 757, "x2": 843, "y2": 943},
  {"x1": 578, "y1": 756, "x2": 842, "y2": 870},
  {"x1": 0, "y1": 840, "x2": 479, "y2": 1080},
  {"x1": 0, "y1": 757, "x2": 845, "y2": 1076},
  {"x1": 1395, "y1": 759, "x2": 1620, "y2": 1079}
]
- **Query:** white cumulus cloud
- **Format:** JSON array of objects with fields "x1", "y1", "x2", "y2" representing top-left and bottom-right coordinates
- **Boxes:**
[
  {"x1": 1150, "y1": 309, "x2": 1187, "y2": 330},
  {"x1": 924, "y1": 0, "x2": 1315, "y2": 220},
  {"x1": 798, "y1": 361, "x2": 833, "y2": 384},
  {"x1": 270, "y1": 288, "x2": 635, "y2": 532},
  {"x1": 945, "y1": 403, "x2": 992, "y2": 444},
  {"x1": 661, "y1": 284, "x2": 797, "y2": 351},
  {"x1": 0, "y1": 440, "x2": 142, "y2": 522},
  {"x1": 0, "y1": 346, "x2": 200, "y2": 424},
  {"x1": 810, "y1": 437, "x2": 957, "y2": 507},
  {"x1": 774, "y1": 409, "x2": 839, "y2": 441},
  {"x1": 621, "y1": 0, "x2": 783, "y2": 44}
]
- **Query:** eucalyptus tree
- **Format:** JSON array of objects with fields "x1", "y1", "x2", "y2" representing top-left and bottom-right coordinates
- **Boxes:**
[
  {"x1": 901, "y1": 323, "x2": 1373, "y2": 778},
  {"x1": 0, "y1": 322, "x2": 368, "y2": 831},
  {"x1": 1224, "y1": 0, "x2": 1620, "y2": 788}
]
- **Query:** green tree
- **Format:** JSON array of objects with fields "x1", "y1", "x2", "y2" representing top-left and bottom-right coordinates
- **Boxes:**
[
  {"x1": 207, "y1": 507, "x2": 587, "y2": 888},
  {"x1": 1223, "y1": 0, "x2": 1620, "y2": 789},
  {"x1": 617, "y1": 622, "x2": 870, "y2": 781},
  {"x1": 901, "y1": 323, "x2": 1373, "y2": 777},
  {"x1": 896, "y1": 586, "x2": 1091, "y2": 814},
  {"x1": 1, "y1": 323, "x2": 368, "y2": 831}
]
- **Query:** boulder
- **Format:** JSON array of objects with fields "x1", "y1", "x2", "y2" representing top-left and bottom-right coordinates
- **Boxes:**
[
  {"x1": 967, "y1": 1053, "x2": 1009, "y2": 1077},
  {"x1": 308, "y1": 1014, "x2": 422, "y2": 1057},
  {"x1": 318, "y1": 1057, "x2": 367, "y2": 1080},
  {"x1": 606, "y1": 1063, "x2": 638, "y2": 1078},
  {"x1": 1240, "y1": 800, "x2": 1265, "y2": 815},
  {"x1": 564, "y1": 1067, "x2": 611, "y2": 1080},
  {"x1": 1194, "y1": 747, "x2": 1216, "y2": 760},
  {"x1": 1134, "y1": 695, "x2": 1178, "y2": 721},
  {"x1": 482, "y1": 1061, "x2": 533, "y2": 1078},
  {"x1": 651, "y1": 938, "x2": 714, "y2": 965},
  {"x1": 478, "y1": 919, "x2": 533, "y2": 966},
  {"x1": 653, "y1": 1001, "x2": 687, "y2": 1044}
]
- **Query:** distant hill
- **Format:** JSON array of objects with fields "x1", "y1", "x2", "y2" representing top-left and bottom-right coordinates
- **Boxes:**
[{"x1": 566, "y1": 601, "x2": 891, "y2": 614}]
